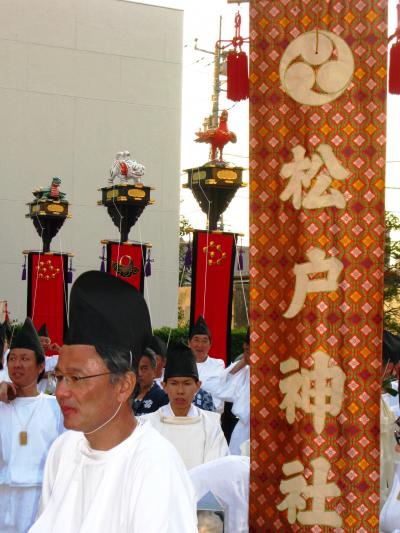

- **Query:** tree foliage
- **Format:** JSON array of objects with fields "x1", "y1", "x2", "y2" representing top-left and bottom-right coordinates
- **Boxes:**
[{"x1": 384, "y1": 212, "x2": 400, "y2": 334}]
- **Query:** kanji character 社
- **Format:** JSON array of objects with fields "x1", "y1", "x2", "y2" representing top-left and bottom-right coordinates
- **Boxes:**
[{"x1": 278, "y1": 457, "x2": 342, "y2": 527}]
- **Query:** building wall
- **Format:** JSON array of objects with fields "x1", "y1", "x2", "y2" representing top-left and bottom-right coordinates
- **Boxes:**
[{"x1": 0, "y1": 0, "x2": 183, "y2": 328}]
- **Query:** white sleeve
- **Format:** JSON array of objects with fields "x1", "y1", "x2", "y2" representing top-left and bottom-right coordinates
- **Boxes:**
[
  {"x1": 37, "y1": 434, "x2": 63, "y2": 514},
  {"x1": 129, "y1": 447, "x2": 198, "y2": 533},
  {"x1": 44, "y1": 356, "x2": 58, "y2": 372}
]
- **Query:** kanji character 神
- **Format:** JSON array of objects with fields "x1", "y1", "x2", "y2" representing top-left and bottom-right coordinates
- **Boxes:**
[{"x1": 279, "y1": 350, "x2": 345, "y2": 434}]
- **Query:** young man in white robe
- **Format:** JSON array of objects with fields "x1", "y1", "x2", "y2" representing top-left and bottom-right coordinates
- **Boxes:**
[
  {"x1": 0, "y1": 317, "x2": 63, "y2": 533},
  {"x1": 28, "y1": 271, "x2": 197, "y2": 533},
  {"x1": 210, "y1": 329, "x2": 250, "y2": 455},
  {"x1": 141, "y1": 342, "x2": 229, "y2": 469},
  {"x1": 189, "y1": 316, "x2": 225, "y2": 412}
]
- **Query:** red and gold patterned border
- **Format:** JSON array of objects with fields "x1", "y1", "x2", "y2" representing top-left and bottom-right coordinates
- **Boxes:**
[{"x1": 249, "y1": 1, "x2": 387, "y2": 531}]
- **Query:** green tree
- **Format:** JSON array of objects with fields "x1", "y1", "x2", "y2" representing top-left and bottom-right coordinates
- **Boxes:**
[{"x1": 384, "y1": 212, "x2": 400, "y2": 334}]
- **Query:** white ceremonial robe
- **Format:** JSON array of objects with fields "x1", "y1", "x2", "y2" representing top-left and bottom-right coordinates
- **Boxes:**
[
  {"x1": 381, "y1": 458, "x2": 400, "y2": 532},
  {"x1": 207, "y1": 360, "x2": 250, "y2": 455},
  {"x1": 29, "y1": 423, "x2": 197, "y2": 533},
  {"x1": 190, "y1": 455, "x2": 250, "y2": 533},
  {"x1": 0, "y1": 348, "x2": 10, "y2": 382},
  {"x1": 141, "y1": 404, "x2": 229, "y2": 469},
  {"x1": 381, "y1": 397, "x2": 398, "y2": 508},
  {"x1": 38, "y1": 355, "x2": 59, "y2": 394},
  {"x1": 0, "y1": 394, "x2": 63, "y2": 533},
  {"x1": 196, "y1": 356, "x2": 225, "y2": 412}
]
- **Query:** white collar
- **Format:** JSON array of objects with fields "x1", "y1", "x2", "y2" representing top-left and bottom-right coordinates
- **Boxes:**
[
  {"x1": 196, "y1": 356, "x2": 209, "y2": 366},
  {"x1": 161, "y1": 403, "x2": 199, "y2": 418}
]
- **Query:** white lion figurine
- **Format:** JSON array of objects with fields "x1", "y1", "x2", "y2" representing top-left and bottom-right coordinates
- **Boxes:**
[{"x1": 108, "y1": 151, "x2": 145, "y2": 185}]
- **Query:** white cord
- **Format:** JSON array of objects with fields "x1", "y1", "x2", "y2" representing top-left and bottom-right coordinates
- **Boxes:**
[
  {"x1": 111, "y1": 183, "x2": 123, "y2": 266},
  {"x1": 197, "y1": 172, "x2": 212, "y2": 316},
  {"x1": 31, "y1": 214, "x2": 44, "y2": 320},
  {"x1": 137, "y1": 220, "x2": 153, "y2": 333},
  {"x1": 166, "y1": 263, "x2": 188, "y2": 349},
  {"x1": 57, "y1": 234, "x2": 69, "y2": 328},
  {"x1": 84, "y1": 401, "x2": 123, "y2": 436},
  {"x1": 234, "y1": 238, "x2": 249, "y2": 324}
]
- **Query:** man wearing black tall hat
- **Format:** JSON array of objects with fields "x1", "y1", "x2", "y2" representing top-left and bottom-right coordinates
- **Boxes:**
[
  {"x1": 140, "y1": 342, "x2": 229, "y2": 470},
  {"x1": 188, "y1": 316, "x2": 226, "y2": 412},
  {"x1": 28, "y1": 271, "x2": 197, "y2": 533},
  {"x1": 0, "y1": 317, "x2": 63, "y2": 533}
]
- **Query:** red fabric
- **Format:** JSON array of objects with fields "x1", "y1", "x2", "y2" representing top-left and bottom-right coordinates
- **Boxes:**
[
  {"x1": 108, "y1": 242, "x2": 145, "y2": 292},
  {"x1": 389, "y1": 41, "x2": 400, "y2": 94},
  {"x1": 191, "y1": 231, "x2": 235, "y2": 365},
  {"x1": 227, "y1": 50, "x2": 249, "y2": 101},
  {"x1": 28, "y1": 253, "x2": 67, "y2": 347}
]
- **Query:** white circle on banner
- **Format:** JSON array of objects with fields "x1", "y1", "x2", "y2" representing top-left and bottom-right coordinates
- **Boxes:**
[{"x1": 279, "y1": 30, "x2": 354, "y2": 106}]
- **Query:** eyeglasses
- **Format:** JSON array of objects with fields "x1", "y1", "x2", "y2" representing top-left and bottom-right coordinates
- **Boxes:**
[{"x1": 48, "y1": 371, "x2": 112, "y2": 389}]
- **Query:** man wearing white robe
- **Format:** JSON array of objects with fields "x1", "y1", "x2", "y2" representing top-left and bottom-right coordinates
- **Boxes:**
[
  {"x1": 380, "y1": 444, "x2": 400, "y2": 532},
  {"x1": 189, "y1": 316, "x2": 225, "y2": 412},
  {"x1": 190, "y1": 455, "x2": 250, "y2": 533},
  {"x1": 0, "y1": 318, "x2": 64, "y2": 533},
  {"x1": 208, "y1": 332, "x2": 250, "y2": 455},
  {"x1": 28, "y1": 271, "x2": 197, "y2": 533},
  {"x1": 141, "y1": 342, "x2": 229, "y2": 469}
]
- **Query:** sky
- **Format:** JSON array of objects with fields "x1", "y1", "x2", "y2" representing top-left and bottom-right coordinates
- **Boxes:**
[
  {"x1": 131, "y1": 0, "x2": 400, "y2": 243},
  {"x1": 130, "y1": 0, "x2": 250, "y2": 242}
]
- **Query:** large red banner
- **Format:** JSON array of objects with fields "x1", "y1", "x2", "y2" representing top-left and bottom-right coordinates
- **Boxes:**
[
  {"x1": 106, "y1": 241, "x2": 147, "y2": 293},
  {"x1": 27, "y1": 252, "x2": 68, "y2": 347},
  {"x1": 190, "y1": 230, "x2": 236, "y2": 365},
  {"x1": 249, "y1": 1, "x2": 386, "y2": 531}
]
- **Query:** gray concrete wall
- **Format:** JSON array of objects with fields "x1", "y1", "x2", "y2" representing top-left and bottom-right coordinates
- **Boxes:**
[{"x1": 0, "y1": 0, "x2": 183, "y2": 328}]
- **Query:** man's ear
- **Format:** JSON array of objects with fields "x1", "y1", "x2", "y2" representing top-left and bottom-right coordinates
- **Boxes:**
[{"x1": 116, "y1": 371, "x2": 136, "y2": 402}]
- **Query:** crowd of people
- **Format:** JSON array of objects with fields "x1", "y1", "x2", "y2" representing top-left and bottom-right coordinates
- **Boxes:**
[{"x1": 0, "y1": 271, "x2": 250, "y2": 533}]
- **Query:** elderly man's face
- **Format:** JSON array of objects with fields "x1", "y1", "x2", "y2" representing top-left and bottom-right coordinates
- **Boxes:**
[
  {"x1": 55, "y1": 345, "x2": 123, "y2": 432},
  {"x1": 188, "y1": 335, "x2": 211, "y2": 363}
]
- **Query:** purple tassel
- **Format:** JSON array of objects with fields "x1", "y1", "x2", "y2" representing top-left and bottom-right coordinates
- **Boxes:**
[
  {"x1": 99, "y1": 246, "x2": 106, "y2": 272},
  {"x1": 145, "y1": 250, "x2": 153, "y2": 277},
  {"x1": 21, "y1": 257, "x2": 27, "y2": 281},
  {"x1": 67, "y1": 257, "x2": 73, "y2": 284},
  {"x1": 184, "y1": 242, "x2": 192, "y2": 268},
  {"x1": 238, "y1": 247, "x2": 244, "y2": 271}
]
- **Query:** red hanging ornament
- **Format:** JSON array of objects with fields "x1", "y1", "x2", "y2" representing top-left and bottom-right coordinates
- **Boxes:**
[
  {"x1": 389, "y1": 1, "x2": 400, "y2": 94},
  {"x1": 219, "y1": 12, "x2": 249, "y2": 102}
]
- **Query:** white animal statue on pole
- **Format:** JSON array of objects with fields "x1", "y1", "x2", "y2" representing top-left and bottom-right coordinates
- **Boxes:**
[{"x1": 108, "y1": 151, "x2": 145, "y2": 185}]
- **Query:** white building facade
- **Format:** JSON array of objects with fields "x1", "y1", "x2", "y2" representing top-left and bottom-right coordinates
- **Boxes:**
[{"x1": 0, "y1": 0, "x2": 183, "y2": 328}]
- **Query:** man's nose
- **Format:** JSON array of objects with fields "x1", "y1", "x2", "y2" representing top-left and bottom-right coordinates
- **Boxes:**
[{"x1": 55, "y1": 379, "x2": 72, "y2": 400}]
